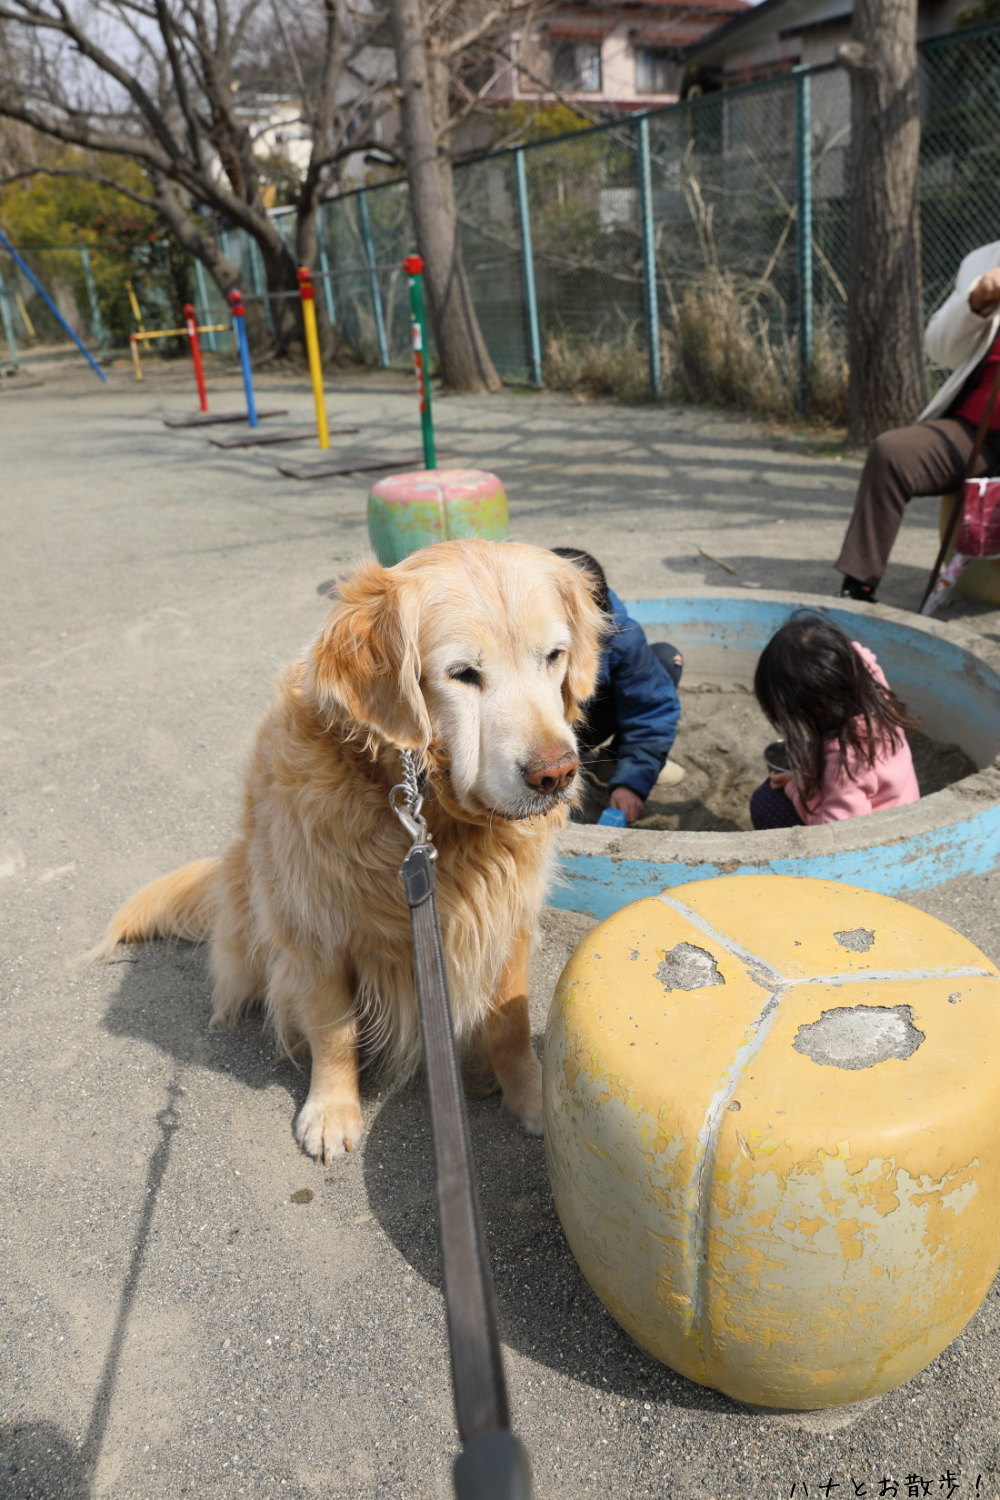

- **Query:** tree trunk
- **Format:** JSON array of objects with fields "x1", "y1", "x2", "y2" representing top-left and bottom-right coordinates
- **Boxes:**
[
  {"x1": 153, "y1": 172, "x2": 303, "y2": 358},
  {"x1": 389, "y1": 0, "x2": 501, "y2": 394},
  {"x1": 838, "y1": 0, "x2": 927, "y2": 445},
  {"x1": 255, "y1": 232, "x2": 306, "y2": 358},
  {"x1": 295, "y1": 191, "x2": 340, "y2": 362}
]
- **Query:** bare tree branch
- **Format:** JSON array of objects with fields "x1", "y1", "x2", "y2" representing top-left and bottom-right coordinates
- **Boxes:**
[
  {"x1": 495, "y1": 46, "x2": 590, "y2": 117},
  {"x1": 439, "y1": 0, "x2": 541, "y2": 60},
  {"x1": 152, "y1": 0, "x2": 205, "y2": 166},
  {"x1": 0, "y1": 0, "x2": 183, "y2": 161},
  {"x1": 0, "y1": 94, "x2": 173, "y2": 168},
  {"x1": 440, "y1": 55, "x2": 509, "y2": 137}
]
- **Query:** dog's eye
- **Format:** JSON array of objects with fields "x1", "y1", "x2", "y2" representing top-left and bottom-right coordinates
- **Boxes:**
[
  {"x1": 448, "y1": 665, "x2": 483, "y2": 688},
  {"x1": 546, "y1": 648, "x2": 566, "y2": 667}
]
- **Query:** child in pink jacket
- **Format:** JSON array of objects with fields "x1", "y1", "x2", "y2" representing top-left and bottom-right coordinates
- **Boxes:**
[{"x1": 749, "y1": 612, "x2": 920, "y2": 829}]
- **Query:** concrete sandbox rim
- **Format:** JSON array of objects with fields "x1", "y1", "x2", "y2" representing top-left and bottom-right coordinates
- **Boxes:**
[{"x1": 554, "y1": 590, "x2": 1000, "y2": 918}]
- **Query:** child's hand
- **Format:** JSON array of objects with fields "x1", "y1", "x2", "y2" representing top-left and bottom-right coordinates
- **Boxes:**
[
  {"x1": 609, "y1": 787, "x2": 645, "y2": 825},
  {"x1": 769, "y1": 771, "x2": 793, "y2": 790}
]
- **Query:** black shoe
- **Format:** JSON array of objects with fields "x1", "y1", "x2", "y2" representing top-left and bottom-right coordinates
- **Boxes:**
[{"x1": 837, "y1": 575, "x2": 878, "y2": 603}]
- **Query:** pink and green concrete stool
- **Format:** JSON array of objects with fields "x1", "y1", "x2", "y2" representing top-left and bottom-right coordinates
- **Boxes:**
[{"x1": 367, "y1": 468, "x2": 508, "y2": 567}]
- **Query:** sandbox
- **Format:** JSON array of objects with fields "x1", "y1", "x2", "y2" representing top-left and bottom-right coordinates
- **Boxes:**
[{"x1": 556, "y1": 591, "x2": 1000, "y2": 917}]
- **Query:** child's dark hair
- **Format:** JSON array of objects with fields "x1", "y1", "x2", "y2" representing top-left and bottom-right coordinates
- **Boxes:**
[
  {"x1": 551, "y1": 547, "x2": 611, "y2": 615},
  {"x1": 754, "y1": 611, "x2": 919, "y2": 807}
]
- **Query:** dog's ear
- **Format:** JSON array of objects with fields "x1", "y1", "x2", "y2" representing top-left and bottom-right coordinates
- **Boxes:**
[
  {"x1": 552, "y1": 556, "x2": 607, "y2": 724},
  {"x1": 307, "y1": 561, "x2": 431, "y2": 749}
]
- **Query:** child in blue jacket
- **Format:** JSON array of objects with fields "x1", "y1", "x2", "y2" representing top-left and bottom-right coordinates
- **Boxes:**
[{"x1": 553, "y1": 548, "x2": 683, "y2": 825}]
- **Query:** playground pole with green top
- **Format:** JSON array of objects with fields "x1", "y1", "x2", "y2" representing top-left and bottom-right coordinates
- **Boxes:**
[{"x1": 404, "y1": 255, "x2": 436, "y2": 470}]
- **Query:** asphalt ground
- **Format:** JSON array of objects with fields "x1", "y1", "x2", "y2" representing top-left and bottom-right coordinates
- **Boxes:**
[{"x1": 2, "y1": 351, "x2": 999, "y2": 1500}]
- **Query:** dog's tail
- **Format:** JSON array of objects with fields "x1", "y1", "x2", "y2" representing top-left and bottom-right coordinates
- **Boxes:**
[{"x1": 86, "y1": 857, "x2": 221, "y2": 962}]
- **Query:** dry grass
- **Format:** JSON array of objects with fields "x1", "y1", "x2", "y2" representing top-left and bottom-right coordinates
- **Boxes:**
[
  {"x1": 537, "y1": 277, "x2": 848, "y2": 425},
  {"x1": 805, "y1": 310, "x2": 849, "y2": 427},
  {"x1": 542, "y1": 324, "x2": 654, "y2": 403},
  {"x1": 665, "y1": 272, "x2": 794, "y2": 418}
]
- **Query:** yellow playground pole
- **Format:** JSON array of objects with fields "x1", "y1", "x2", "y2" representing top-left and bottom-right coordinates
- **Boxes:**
[
  {"x1": 125, "y1": 279, "x2": 146, "y2": 333},
  {"x1": 127, "y1": 320, "x2": 229, "y2": 382},
  {"x1": 127, "y1": 279, "x2": 146, "y2": 380},
  {"x1": 297, "y1": 266, "x2": 329, "y2": 450},
  {"x1": 15, "y1": 294, "x2": 35, "y2": 339}
]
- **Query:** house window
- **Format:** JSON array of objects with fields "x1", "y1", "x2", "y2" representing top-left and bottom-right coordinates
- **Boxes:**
[
  {"x1": 635, "y1": 46, "x2": 673, "y2": 95},
  {"x1": 551, "y1": 40, "x2": 602, "y2": 93}
]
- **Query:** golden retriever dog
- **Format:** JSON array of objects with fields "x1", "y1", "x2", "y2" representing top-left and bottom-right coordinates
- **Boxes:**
[{"x1": 92, "y1": 539, "x2": 604, "y2": 1163}]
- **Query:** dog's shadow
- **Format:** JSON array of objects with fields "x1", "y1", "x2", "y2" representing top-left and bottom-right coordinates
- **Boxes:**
[
  {"x1": 102, "y1": 943, "x2": 739, "y2": 1414},
  {"x1": 101, "y1": 940, "x2": 301, "y2": 1099}
]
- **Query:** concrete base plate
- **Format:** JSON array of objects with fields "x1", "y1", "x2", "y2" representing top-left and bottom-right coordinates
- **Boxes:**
[
  {"x1": 278, "y1": 450, "x2": 454, "y2": 480},
  {"x1": 209, "y1": 426, "x2": 359, "y2": 449},
  {"x1": 162, "y1": 408, "x2": 287, "y2": 428}
]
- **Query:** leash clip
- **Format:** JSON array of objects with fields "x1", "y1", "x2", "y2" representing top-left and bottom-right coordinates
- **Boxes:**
[{"x1": 390, "y1": 749, "x2": 436, "y2": 856}]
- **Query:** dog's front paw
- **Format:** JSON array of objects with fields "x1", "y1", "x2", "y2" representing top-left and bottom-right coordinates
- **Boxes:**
[
  {"x1": 510, "y1": 1097, "x2": 543, "y2": 1136},
  {"x1": 502, "y1": 1064, "x2": 544, "y2": 1137},
  {"x1": 295, "y1": 1092, "x2": 363, "y2": 1163}
]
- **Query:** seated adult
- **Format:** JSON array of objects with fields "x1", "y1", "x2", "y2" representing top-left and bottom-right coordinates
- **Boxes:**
[{"x1": 836, "y1": 241, "x2": 1000, "y2": 603}]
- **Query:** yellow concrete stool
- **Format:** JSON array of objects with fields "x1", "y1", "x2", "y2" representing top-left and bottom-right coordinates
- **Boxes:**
[{"x1": 544, "y1": 874, "x2": 1000, "y2": 1409}]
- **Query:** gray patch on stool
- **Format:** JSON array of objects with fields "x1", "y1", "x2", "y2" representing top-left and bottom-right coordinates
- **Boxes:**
[
  {"x1": 834, "y1": 927, "x2": 876, "y2": 952},
  {"x1": 656, "y1": 943, "x2": 725, "y2": 992},
  {"x1": 793, "y1": 1005, "x2": 925, "y2": 1069}
]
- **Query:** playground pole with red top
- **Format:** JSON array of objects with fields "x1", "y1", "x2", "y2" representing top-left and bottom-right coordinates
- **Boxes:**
[
  {"x1": 228, "y1": 289, "x2": 259, "y2": 428},
  {"x1": 183, "y1": 302, "x2": 209, "y2": 413},
  {"x1": 404, "y1": 255, "x2": 437, "y2": 470},
  {"x1": 297, "y1": 266, "x2": 330, "y2": 450}
]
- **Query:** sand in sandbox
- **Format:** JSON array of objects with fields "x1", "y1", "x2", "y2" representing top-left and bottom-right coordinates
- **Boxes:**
[{"x1": 579, "y1": 682, "x2": 978, "y2": 833}]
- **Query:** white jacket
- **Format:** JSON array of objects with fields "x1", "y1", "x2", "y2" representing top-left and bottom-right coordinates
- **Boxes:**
[{"x1": 921, "y1": 239, "x2": 1000, "y2": 420}]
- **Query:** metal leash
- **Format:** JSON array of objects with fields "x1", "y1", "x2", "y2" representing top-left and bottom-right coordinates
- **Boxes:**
[{"x1": 390, "y1": 750, "x2": 533, "y2": 1500}]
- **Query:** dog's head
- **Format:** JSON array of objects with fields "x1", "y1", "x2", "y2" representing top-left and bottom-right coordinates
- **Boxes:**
[{"x1": 308, "y1": 539, "x2": 606, "y2": 820}]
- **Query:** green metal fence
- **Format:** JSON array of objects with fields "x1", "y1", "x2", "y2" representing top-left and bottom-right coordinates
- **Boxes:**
[
  {"x1": 304, "y1": 16, "x2": 1000, "y2": 419},
  {"x1": 3, "y1": 17, "x2": 997, "y2": 417}
]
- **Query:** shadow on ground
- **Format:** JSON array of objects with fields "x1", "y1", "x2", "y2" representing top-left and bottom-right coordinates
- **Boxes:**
[
  {"x1": 362, "y1": 1080, "x2": 746, "y2": 1416},
  {"x1": 101, "y1": 941, "x2": 301, "y2": 1105},
  {"x1": 0, "y1": 1421, "x2": 92, "y2": 1500},
  {"x1": 100, "y1": 943, "x2": 743, "y2": 1416}
]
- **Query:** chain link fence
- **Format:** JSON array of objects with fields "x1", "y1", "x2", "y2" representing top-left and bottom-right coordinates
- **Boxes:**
[
  {"x1": 311, "y1": 17, "x2": 999, "y2": 421},
  {"x1": 3, "y1": 18, "x2": 997, "y2": 416},
  {"x1": 919, "y1": 19, "x2": 1000, "y2": 313}
]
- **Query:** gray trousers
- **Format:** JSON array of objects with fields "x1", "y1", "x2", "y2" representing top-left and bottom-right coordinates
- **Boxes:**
[{"x1": 836, "y1": 417, "x2": 1000, "y2": 583}]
